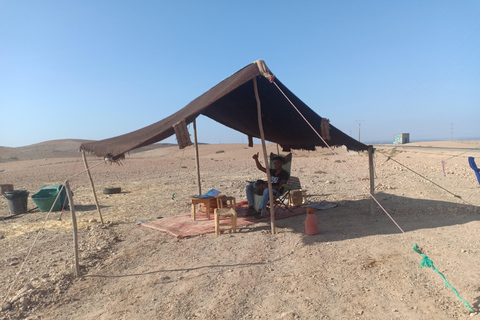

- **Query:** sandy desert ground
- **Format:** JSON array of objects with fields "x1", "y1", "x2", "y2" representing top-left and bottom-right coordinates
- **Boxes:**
[{"x1": 0, "y1": 140, "x2": 479, "y2": 319}]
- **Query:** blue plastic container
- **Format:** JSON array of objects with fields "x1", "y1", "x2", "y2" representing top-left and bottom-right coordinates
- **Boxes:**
[{"x1": 31, "y1": 185, "x2": 69, "y2": 212}]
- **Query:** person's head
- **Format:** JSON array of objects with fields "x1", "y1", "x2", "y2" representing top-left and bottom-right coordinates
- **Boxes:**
[{"x1": 273, "y1": 156, "x2": 284, "y2": 170}]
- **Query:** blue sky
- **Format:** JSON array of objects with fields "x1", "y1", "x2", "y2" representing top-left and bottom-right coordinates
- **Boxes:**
[{"x1": 1, "y1": 0, "x2": 479, "y2": 147}]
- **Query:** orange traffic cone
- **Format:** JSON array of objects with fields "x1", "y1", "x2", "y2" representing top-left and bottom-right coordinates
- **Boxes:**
[{"x1": 305, "y1": 207, "x2": 319, "y2": 235}]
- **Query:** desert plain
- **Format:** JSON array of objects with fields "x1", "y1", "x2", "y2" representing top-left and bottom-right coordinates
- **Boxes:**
[{"x1": 0, "y1": 140, "x2": 479, "y2": 319}]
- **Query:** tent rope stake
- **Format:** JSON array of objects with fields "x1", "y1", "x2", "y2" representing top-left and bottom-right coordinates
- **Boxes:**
[{"x1": 413, "y1": 244, "x2": 475, "y2": 313}]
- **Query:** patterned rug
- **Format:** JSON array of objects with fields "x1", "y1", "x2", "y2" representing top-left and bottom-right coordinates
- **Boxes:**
[{"x1": 140, "y1": 200, "x2": 307, "y2": 238}]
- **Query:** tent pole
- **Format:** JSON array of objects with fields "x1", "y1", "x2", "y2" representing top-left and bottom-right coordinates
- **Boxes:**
[
  {"x1": 193, "y1": 118, "x2": 202, "y2": 195},
  {"x1": 82, "y1": 150, "x2": 104, "y2": 224},
  {"x1": 65, "y1": 180, "x2": 81, "y2": 278},
  {"x1": 254, "y1": 77, "x2": 276, "y2": 234},
  {"x1": 368, "y1": 145, "x2": 375, "y2": 214}
]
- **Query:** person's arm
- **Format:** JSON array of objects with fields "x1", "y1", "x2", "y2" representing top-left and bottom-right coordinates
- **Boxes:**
[
  {"x1": 272, "y1": 180, "x2": 287, "y2": 191},
  {"x1": 252, "y1": 152, "x2": 266, "y2": 173}
]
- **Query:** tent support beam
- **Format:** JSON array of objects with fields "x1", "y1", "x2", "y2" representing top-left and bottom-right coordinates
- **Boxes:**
[
  {"x1": 368, "y1": 145, "x2": 375, "y2": 214},
  {"x1": 82, "y1": 150, "x2": 104, "y2": 224},
  {"x1": 254, "y1": 76, "x2": 276, "y2": 234},
  {"x1": 65, "y1": 180, "x2": 81, "y2": 278},
  {"x1": 193, "y1": 118, "x2": 202, "y2": 195}
]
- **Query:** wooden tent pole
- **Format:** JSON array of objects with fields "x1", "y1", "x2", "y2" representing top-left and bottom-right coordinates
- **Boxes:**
[
  {"x1": 65, "y1": 180, "x2": 81, "y2": 278},
  {"x1": 254, "y1": 77, "x2": 276, "y2": 234},
  {"x1": 193, "y1": 118, "x2": 202, "y2": 195},
  {"x1": 81, "y1": 150, "x2": 104, "y2": 224},
  {"x1": 368, "y1": 145, "x2": 375, "y2": 214}
]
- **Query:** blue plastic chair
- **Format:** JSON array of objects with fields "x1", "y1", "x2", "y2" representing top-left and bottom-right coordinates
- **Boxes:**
[{"x1": 468, "y1": 157, "x2": 480, "y2": 184}]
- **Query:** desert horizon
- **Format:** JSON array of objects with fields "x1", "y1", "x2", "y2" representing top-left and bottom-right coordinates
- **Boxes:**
[{"x1": 2, "y1": 137, "x2": 480, "y2": 162}]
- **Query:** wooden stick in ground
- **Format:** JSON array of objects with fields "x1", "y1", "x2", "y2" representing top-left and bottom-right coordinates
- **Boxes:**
[
  {"x1": 81, "y1": 150, "x2": 104, "y2": 224},
  {"x1": 368, "y1": 145, "x2": 375, "y2": 214},
  {"x1": 254, "y1": 77, "x2": 276, "y2": 234},
  {"x1": 65, "y1": 180, "x2": 81, "y2": 278},
  {"x1": 193, "y1": 118, "x2": 202, "y2": 196}
]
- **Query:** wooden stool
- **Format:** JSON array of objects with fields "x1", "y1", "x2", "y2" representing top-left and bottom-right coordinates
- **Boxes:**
[
  {"x1": 216, "y1": 196, "x2": 236, "y2": 210},
  {"x1": 214, "y1": 207, "x2": 237, "y2": 235}
]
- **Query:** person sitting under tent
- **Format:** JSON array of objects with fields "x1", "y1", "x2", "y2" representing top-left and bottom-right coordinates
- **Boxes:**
[{"x1": 246, "y1": 153, "x2": 290, "y2": 218}]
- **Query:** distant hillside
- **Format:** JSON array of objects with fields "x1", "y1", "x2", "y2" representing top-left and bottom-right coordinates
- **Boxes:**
[{"x1": 0, "y1": 139, "x2": 177, "y2": 162}]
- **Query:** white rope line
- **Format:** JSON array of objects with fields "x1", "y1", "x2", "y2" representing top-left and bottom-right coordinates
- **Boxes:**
[
  {"x1": 1, "y1": 157, "x2": 105, "y2": 305},
  {"x1": 272, "y1": 81, "x2": 416, "y2": 245}
]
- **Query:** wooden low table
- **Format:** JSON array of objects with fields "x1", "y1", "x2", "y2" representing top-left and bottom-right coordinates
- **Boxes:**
[
  {"x1": 190, "y1": 197, "x2": 215, "y2": 221},
  {"x1": 190, "y1": 195, "x2": 237, "y2": 221}
]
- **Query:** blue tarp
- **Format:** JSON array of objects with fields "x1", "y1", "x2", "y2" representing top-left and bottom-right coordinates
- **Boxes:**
[
  {"x1": 468, "y1": 157, "x2": 480, "y2": 184},
  {"x1": 195, "y1": 189, "x2": 222, "y2": 198}
]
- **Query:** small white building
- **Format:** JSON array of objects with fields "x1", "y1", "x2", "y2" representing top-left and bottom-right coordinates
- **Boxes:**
[{"x1": 393, "y1": 133, "x2": 410, "y2": 144}]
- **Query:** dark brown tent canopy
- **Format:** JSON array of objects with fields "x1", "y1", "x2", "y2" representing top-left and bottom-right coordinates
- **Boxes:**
[{"x1": 80, "y1": 60, "x2": 368, "y2": 160}]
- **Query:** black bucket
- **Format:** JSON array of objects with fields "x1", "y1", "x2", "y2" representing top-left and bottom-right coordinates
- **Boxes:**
[{"x1": 4, "y1": 190, "x2": 29, "y2": 215}]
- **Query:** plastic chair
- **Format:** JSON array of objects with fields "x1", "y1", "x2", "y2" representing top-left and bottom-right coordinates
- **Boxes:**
[{"x1": 468, "y1": 157, "x2": 480, "y2": 184}]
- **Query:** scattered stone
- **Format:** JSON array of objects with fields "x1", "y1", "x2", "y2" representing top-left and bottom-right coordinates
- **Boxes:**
[
  {"x1": 280, "y1": 312, "x2": 298, "y2": 319},
  {"x1": 20, "y1": 296, "x2": 30, "y2": 311},
  {"x1": 1, "y1": 301, "x2": 11, "y2": 311},
  {"x1": 24, "y1": 283, "x2": 34, "y2": 291}
]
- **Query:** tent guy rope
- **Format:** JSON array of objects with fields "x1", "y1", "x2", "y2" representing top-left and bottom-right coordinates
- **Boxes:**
[
  {"x1": 441, "y1": 144, "x2": 480, "y2": 176},
  {"x1": 1, "y1": 158, "x2": 106, "y2": 307},
  {"x1": 413, "y1": 244, "x2": 475, "y2": 313},
  {"x1": 376, "y1": 151, "x2": 475, "y2": 207},
  {"x1": 271, "y1": 80, "x2": 414, "y2": 242},
  {"x1": 271, "y1": 79, "x2": 476, "y2": 314},
  {"x1": 59, "y1": 151, "x2": 82, "y2": 221}
]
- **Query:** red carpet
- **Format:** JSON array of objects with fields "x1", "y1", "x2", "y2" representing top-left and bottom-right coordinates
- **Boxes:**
[{"x1": 140, "y1": 201, "x2": 307, "y2": 238}]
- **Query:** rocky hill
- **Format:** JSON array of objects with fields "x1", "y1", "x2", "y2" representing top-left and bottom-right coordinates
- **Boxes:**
[{"x1": 0, "y1": 139, "x2": 176, "y2": 162}]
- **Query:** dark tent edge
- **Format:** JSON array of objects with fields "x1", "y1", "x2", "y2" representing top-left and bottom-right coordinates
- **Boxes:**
[{"x1": 80, "y1": 60, "x2": 368, "y2": 160}]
